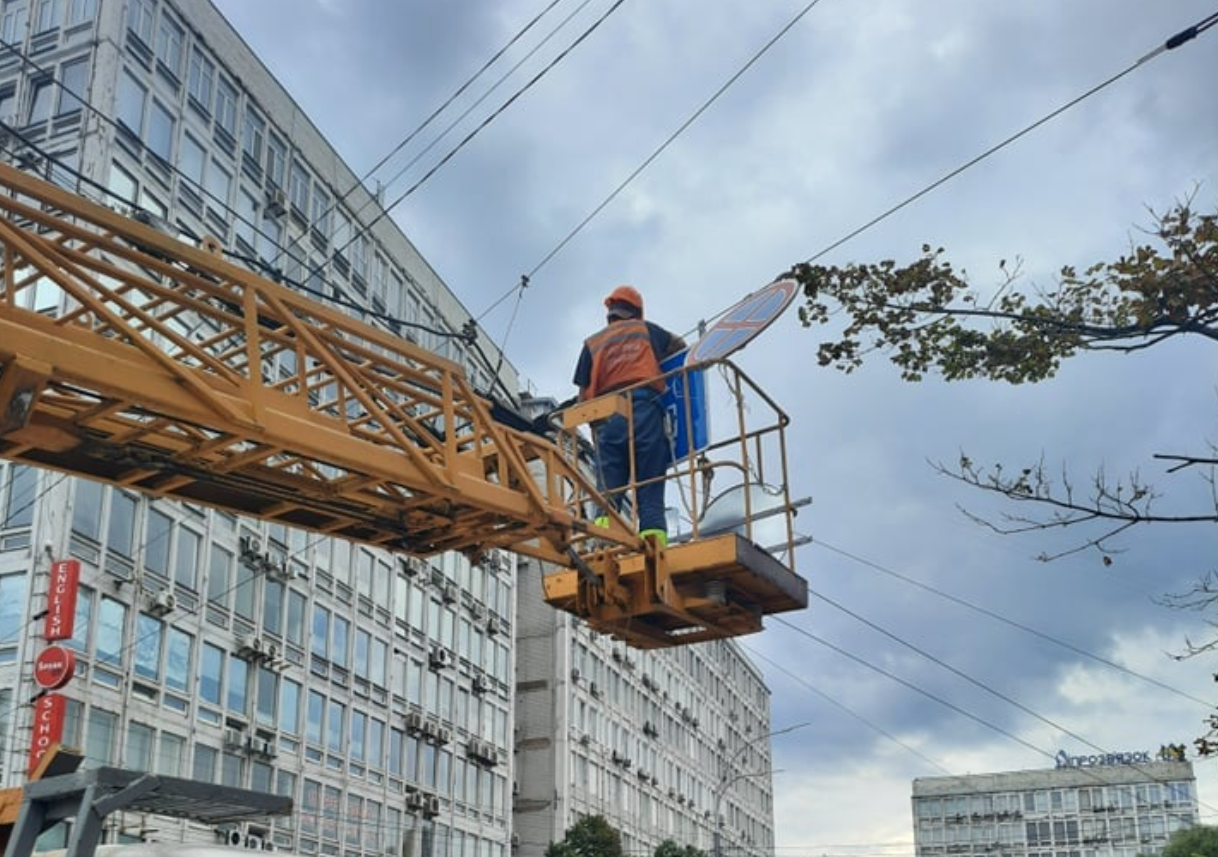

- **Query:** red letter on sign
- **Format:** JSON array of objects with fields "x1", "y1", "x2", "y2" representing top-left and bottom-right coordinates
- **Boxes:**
[{"x1": 45, "y1": 559, "x2": 80, "y2": 641}]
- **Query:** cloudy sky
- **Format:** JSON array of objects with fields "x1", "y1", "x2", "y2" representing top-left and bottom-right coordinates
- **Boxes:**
[{"x1": 209, "y1": 1, "x2": 1216, "y2": 854}]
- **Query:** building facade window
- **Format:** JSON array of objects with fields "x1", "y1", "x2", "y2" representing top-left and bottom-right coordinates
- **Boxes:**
[
  {"x1": 115, "y1": 69, "x2": 145, "y2": 135},
  {"x1": 34, "y1": 0, "x2": 61, "y2": 34},
  {"x1": 200, "y1": 642, "x2": 223, "y2": 706},
  {"x1": 106, "y1": 491, "x2": 136, "y2": 558},
  {"x1": 134, "y1": 613, "x2": 163, "y2": 680},
  {"x1": 85, "y1": 707, "x2": 118, "y2": 767},
  {"x1": 126, "y1": 0, "x2": 154, "y2": 45},
  {"x1": 95, "y1": 596, "x2": 126, "y2": 665},
  {"x1": 187, "y1": 47, "x2": 214, "y2": 113},
  {"x1": 66, "y1": 0, "x2": 94, "y2": 27},
  {"x1": 1, "y1": 5, "x2": 28, "y2": 44},
  {"x1": 165, "y1": 626, "x2": 191, "y2": 693},
  {"x1": 155, "y1": 13, "x2": 184, "y2": 78},
  {"x1": 175, "y1": 526, "x2": 200, "y2": 590},
  {"x1": 215, "y1": 76, "x2": 237, "y2": 138},
  {"x1": 228, "y1": 653, "x2": 249, "y2": 714},
  {"x1": 280, "y1": 676, "x2": 301, "y2": 735},
  {"x1": 26, "y1": 76, "x2": 53, "y2": 124}
]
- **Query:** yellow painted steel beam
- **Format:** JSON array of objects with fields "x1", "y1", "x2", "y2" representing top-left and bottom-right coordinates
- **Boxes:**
[
  {"x1": 542, "y1": 533, "x2": 807, "y2": 648},
  {"x1": 0, "y1": 162, "x2": 808, "y2": 648},
  {"x1": 0, "y1": 162, "x2": 616, "y2": 564}
]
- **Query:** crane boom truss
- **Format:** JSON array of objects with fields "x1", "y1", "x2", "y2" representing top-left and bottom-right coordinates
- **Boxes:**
[{"x1": 0, "y1": 162, "x2": 806, "y2": 648}]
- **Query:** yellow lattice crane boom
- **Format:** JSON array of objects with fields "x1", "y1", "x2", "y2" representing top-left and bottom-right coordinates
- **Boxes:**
[{"x1": 0, "y1": 162, "x2": 806, "y2": 648}]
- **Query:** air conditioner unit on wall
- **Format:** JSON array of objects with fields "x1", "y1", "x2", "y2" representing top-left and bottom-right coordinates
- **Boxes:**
[
  {"x1": 406, "y1": 792, "x2": 425, "y2": 812},
  {"x1": 265, "y1": 188, "x2": 287, "y2": 217},
  {"x1": 237, "y1": 634, "x2": 264, "y2": 659},
  {"x1": 148, "y1": 588, "x2": 176, "y2": 617}
]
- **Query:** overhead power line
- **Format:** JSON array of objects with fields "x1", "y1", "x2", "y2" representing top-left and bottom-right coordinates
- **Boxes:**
[
  {"x1": 475, "y1": 0, "x2": 828, "y2": 332},
  {"x1": 812, "y1": 538, "x2": 1216, "y2": 709},
  {"x1": 332, "y1": 0, "x2": 631, "y2": 266},
  {"x1": 270, "y1": 0, "x2": 571, "y2": 269},
  {"x1": 802, "y1": 11, "x2": 1218, "y2": 264}
]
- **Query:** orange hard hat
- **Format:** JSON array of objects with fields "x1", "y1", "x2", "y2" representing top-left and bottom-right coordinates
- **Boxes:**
[{"x1": 604, "y1": 285, "x2": 643, "y2": 311}]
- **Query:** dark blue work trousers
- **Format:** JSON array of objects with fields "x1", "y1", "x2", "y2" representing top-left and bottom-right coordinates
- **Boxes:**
[{"x1": 594, "y1": 390, "x2": 671, "y2": 534}]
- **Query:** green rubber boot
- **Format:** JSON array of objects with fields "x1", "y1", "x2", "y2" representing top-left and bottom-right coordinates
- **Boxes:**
[{"x1": 639, "y1": 529, "x2": 668, "y2": 549}]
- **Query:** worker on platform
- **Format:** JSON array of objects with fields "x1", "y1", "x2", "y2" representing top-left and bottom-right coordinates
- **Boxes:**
[{"x1": 573, "y1": 285, "x2": 686, "y2": 547}]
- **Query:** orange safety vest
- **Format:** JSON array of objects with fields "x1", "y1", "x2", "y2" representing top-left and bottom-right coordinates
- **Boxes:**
[{"x1": 583, "y1": 319, "x2": 665, "y2": 398}]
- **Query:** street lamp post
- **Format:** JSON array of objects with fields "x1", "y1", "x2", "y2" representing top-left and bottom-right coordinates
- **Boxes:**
[{"x1": 711, "y1": 723, "x2": 808, "y2": 857}]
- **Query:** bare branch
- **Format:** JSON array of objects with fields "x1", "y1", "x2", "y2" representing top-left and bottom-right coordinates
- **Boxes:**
[{"x1": 930, "y1": 453, "x2": 1218, "y2": 562}]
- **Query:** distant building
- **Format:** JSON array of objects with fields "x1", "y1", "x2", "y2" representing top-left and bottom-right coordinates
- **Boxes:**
[{"x1": 912, "y1": 752, "x2": 1198, "y2": 857}]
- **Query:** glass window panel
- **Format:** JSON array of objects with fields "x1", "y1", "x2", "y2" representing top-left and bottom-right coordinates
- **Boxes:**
[
  {"x1": 85, "y1": 707, "x2": 117, "y2": 767},
  {"x1": 234, "y1": 553, "x2": 255, "y2": 619},
  {"x1": 199, "y1": 642, "x2": 223, "y2": 705},
  {"x1": 227, "y1": 654, "x2": 248, "y2": 714},
  {"x1": 306, "y1": 690, "x2": 324, "y2": 745},
  {"x1": 205, "y1": 159, "x2": 231, "y2": 213},
  {"x1": 280, "y1": 677, "x2": 301, "y2": 735},
  {"x1": 157, "y1": 731, "x2": 184, "y2": 776},
  {"x1": 187, "y1": 49, "x2": 213, "y2": 111},
  {"x1": 107, "y1": 491, "x2": 136, "y2": 558},
  {"x1": 146, "y1": 99, "x2": 174, "y2": 160},
  {"x1": 208, "y1": 544, "x2": 232, "y2": 607},
  {"x1": 72, "y1": 480, "x2": 103, "y2": 539},
  {"x1": 115, "y1": 71, "x2": 145, "y2": 134},
  {"x1": 67, "y1": 0, "x2": 96, "y2": 26},
  {"x1": 264, "y1": 579, "x2": 283, "y2": 636},
  {"x1": 354, "y1": 629, "x2": 370, "y2": 679},
  {"x1": 165, "y1": 626, "x2": 191, "y2": 693},
  {"x1": 34, "y1": 0, "x2": 60, "y2": 33},
  {"x1": 311, "y1": 605, "x2": 329, "y2": 658},
  {"x1": 389, "y1": 727, "x2": 403, "y2": 777},
  {"x1": 368, "y1": 718, "x2": 384, "y2": 769},
  {"x1": 67, "y1": 584, "x2": 92, "y2": 653},
  {"x1": 145, "y1": 510, "x2": 172, "y2": 576},
  {"x1": 256, "y1": 665, "x2": 277, "y2": 726},
  {"x1": 193, "y1": 744, "x2": 217, "y2": 781},
  {"x1": 127, "y1": 721, "x2": 154, "y2": 770},
  {"x1": 156, "y1": 14, "x2": 183, "y2": 75},
  {"x1": 96, "y1": 597, "x2": 126, "y2": 665},
  {"x1": 4, "y1": 465, "x2": 36, "y2": 528},
  {"x1": 0, "y1": 573, "x2": 28, "y2": 645},
  {"x1": 134, "y1": 613, "x2": 162, "y2": 680},
  {"x1": 216, "y1": 77, "x2": 237, "y2": 135},
  {"x1": 175, "y1": 527, "x2": 200, "y2": 589},
  {"x1": 332, "y1": 616, "x2": 349, "y2": 668},
  {"x1": 326, "y1": 699, "x2": 344, "y2": 752},
  {"x1": 221, "y1": 751, "x2": 241, "y2": 787},
  {"x1": 350, "y1": 710, "x2": 366, "y2": 762},
  {"x1": 28, "y1": 79, "x2": 54, "y2": 123},
  {"x1": 286, "y1": 589, "x2": 306, "y2": 646}
]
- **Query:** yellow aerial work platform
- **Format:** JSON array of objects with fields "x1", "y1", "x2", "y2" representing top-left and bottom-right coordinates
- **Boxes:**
[{"x1": 0, "y1": 161, "x2": 806, "y2": 648}]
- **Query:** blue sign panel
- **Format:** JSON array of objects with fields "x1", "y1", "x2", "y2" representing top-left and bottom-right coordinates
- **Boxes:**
[{"x1": 661, "y1": 351, "x2": 708, "y2": 460}]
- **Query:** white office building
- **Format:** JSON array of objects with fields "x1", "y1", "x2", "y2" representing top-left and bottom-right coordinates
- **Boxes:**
[
  {"x1": 912, "y1": 754, "x2": 1199, "y2": 857},
  {"x1": 515, "y1": 549, "x2": 776, "y2": 857},
  {"x1": 0, "y1": 2, "x2": 778, "y2": 857}
]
